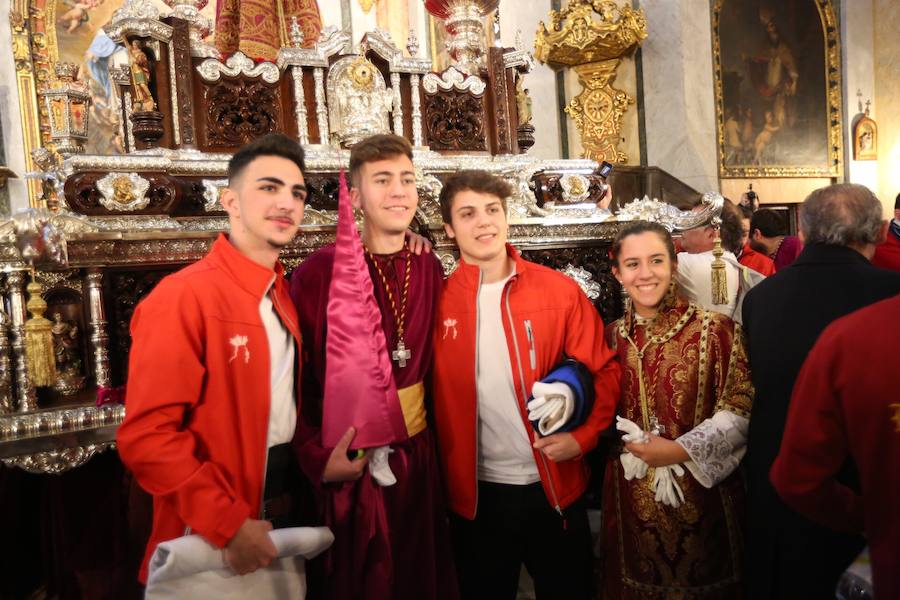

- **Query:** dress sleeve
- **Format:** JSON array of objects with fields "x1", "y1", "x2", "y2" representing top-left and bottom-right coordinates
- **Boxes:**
[{"x1": 676, "y1": 409, "x2": 748, "y2": 488}]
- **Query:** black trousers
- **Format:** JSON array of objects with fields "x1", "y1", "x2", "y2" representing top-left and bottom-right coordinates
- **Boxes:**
[{"x1": 450, "y1": 481, "x2": 593, "y2": 600}]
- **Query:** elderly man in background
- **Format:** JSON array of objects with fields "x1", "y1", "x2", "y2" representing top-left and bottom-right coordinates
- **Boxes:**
[{"x1": 741, "y1": 183, "x2": 900, "y2": 599}]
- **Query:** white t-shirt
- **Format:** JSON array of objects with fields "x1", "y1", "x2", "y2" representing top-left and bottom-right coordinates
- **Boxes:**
[
  {"x1": 260, "y1": 281, "x2": 297, "y2": 448},
  {"x1": 476, "y1": 271, "x2": 540, "y2": 485}
]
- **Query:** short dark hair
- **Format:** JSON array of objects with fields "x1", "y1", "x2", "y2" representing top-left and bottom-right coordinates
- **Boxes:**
[
  {"x1": 348, "y1": 134, "x2": 413, "y2": 186},
  {"x1": 227, "y1": 133, "x2": 306, "y2": 184},
  {"x1": 719, "y1": 199, "x2": 744, "y2": 254},
  {"x1": 750, "y1": 209, "x2": 786, "y2": 238},
  {"x1": 439, "y1": 170, "x2": 512, "y2": 224},
  {"x1": 611, "y1": 221, "x2": 677, "y2": 265},
  {"x1": 894, "y1": 192, "x2": 900, "y2": 211}
]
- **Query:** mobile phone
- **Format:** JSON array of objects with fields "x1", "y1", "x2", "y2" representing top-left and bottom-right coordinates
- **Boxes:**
[{"x1": 598, "y1": 161, "x2": 613, "y2": 179}]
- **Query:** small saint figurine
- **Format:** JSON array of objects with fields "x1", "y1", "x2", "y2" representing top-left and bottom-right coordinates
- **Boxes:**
[
  {"x1": 516, "y1": 77, "x2": 533, "y2": 125},
  {"x1": 128, "y1": 40, "x2": 156, "y2": 112}
]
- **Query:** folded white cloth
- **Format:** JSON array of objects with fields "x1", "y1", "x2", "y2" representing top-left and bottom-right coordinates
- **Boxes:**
[
  {"x1": 652, "y1": 464, "x2": 686, "y2": 508},
  {"x1": 145, "y1": 526, "x2": 334, "y2": 600},
  {"x1": 368, "y1": 445, "x2": 396, "y2": 486},
  {"x1": 528, "y1": 381, "x2": 575, "y2": 436}
]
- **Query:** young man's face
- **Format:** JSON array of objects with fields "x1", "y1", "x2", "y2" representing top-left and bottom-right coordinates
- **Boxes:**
[
  {"x1": 443, "y1": 190, "x2": 508, "y2": 266},
  {"x1": 221, "y1": 155, "x2": 306, "y2": 251},
  {"x1": 351, "y1": 154, "x2": 418, "y2": 237}
]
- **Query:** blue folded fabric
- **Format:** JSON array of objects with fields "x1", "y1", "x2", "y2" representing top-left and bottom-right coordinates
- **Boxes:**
[{"x1": 529, "y1": 358, "x2": 595, "y2": 435}]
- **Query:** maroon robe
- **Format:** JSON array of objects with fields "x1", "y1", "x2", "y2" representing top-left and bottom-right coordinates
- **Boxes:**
[{"x1": 290, "y1": 244, "x2": 458, "y2": 600}]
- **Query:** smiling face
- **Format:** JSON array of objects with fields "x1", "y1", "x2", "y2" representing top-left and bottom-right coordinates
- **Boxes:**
[
  {"x1": 220, "y1": 154, "x2": 307, "y2": 258},
  {"x1": 613, "y1": 230, "x2": 676, "y2": 318},
  {"x1": 443, "y1": 189, "x2": 508, "y2": 269},
  {"x1": 351, "y1": 154, "x2": 418, "y2": 237}
]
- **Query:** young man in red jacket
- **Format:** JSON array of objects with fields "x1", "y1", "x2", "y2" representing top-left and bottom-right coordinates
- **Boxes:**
[
  {"x1": 117, "y1": 133, "x2": 308, "y2": 583},
  {"x1": 432, "y1": 170, "x2": 620, "y2": 599}
]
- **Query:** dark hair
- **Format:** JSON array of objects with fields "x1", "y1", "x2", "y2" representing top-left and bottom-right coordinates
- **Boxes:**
[
  {"x1": 439, "y1": 170, "x2": 512, "y2": 224},
  {"x1": 227, "y1": 133, "x2": 306, "y2": 183},
  {"x1": 611, "y1": 221, "x2": 677, "y2": 264},
  {"x1": 738, "y1": 204, "x2": 754, "y2": 220},
  {"x1": 750, "y1": 209, "x2": 786, "y2": 238},
  {"x1": 719, "y1": 199, "x2": 745, "y2": 254},
  {"x1": 800, "y1": 183, "x2": 883, "y2": 246},
  {"x1": 894, "y1": 192, "x2": 900, "y2": 211},
  {"x1": 348, "y1": 134, "x2": 413, "y2": 186}
]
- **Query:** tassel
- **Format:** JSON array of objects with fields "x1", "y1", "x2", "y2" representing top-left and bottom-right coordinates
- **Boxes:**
[
  {"x1": 23, "y1": 272, "x2": 56, "y2": 387},
  {"x1": 710, "y1": 229, "x2": 728, "y2": 305}
]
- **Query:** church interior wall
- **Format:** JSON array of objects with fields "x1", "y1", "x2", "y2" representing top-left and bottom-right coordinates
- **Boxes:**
[{"x1": 874, "y1": 0, "x2": 900, "y2": 217}]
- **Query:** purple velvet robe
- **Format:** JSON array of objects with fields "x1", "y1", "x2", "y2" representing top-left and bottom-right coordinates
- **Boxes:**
[{"x1": 290, "y1": 244, "x2": 458, "y2": 600}]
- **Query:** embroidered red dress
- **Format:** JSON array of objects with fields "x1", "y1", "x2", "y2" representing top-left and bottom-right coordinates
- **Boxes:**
[{"x1": 602, "y1": 293, "x2": 754, "y2": 599}]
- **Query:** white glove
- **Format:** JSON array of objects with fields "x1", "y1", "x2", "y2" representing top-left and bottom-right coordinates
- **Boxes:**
[
  {"x1": 619, "y1": 452, "x2": 648, "y2": 480},
  {"x1": 616, "y1": 415, "x2": 649, "y2": 444},
  {"x1": 367, "y1": 445, "x2": 396, "y2": 487},
  {"x1": 651, "y1": 464, "x2": 686, "y2": 508},
  {"x1": 528, "y1": 381, "x2": 575, "y2": 436}
]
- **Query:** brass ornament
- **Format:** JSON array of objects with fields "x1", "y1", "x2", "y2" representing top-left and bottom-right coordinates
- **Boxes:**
[
  {"x1": 359, "y1": 0, "x2": 376, "y2": 13},
  {"x1": 24, "y1": 274, "x2": 56, "y2": 388},
  {"x1": 535, "y1": 0, "x2": 647, "y2": 163}
]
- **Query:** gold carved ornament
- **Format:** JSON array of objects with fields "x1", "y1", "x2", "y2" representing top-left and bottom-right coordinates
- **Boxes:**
[
  {"x1": 24, "y1": 273, "x2": 57, "y2": 387},
  {"x1": 534, "y1": 1, "x2": 647, "y2": 164}
]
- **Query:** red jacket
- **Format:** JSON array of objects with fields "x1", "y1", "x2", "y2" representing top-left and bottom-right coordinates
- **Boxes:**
[
  {"x1": 117, "y1": 234, "x2": 302, "y2": 582},
  {"x1": 432, "y1": 245, "x2": 620, "y2": 519},
  {"x1": 738, "y1": 244, "x2": 776, "y2": 276},
  {"x1": 872, "y1": 226, "x2": 900, "y2": 271},
  {"x1": 771, "y1": 294, "x2": 900, "y2": 600}
]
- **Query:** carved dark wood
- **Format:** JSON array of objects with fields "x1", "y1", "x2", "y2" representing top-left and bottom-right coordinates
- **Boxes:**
[
  {"x1": 517, "y1": 124, "x2": 535, "y2": 153},
  {"x1": 63, "y1": 172, "x2": 181, "y2": 216},
  {"x1": 202, "y1": 79, "x2": 282, "y2": 148},
  {"x1": 130, "y1": 110, "x2": 165, "y2": 147},
  {"x1": 486, "y1": 48, "x2": 514, "y2": 155},
  {"x1": 168, "y1": 18, "x2": 196, "y2": 147},
  {"x1": 423, "y1": 91, "x2": 488, "y2": 152},
  {"x1": 520, "y1": 246, "x2": 623, "y2": 324},
  {"x1": 106, "y1": 269, "x2": 175, "y2": 385}
]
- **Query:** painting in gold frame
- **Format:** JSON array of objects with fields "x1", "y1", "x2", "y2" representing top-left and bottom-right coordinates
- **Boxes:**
[
  {"x1": 853, "y1": 113, "x2": 877, "y2": 161},
  {"x1": 711, "y1": 0, "x2": 843, "y2": 178}
]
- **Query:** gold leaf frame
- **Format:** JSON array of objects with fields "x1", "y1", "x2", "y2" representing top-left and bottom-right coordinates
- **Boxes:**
[{"x1": 711, "y1": 0, "x2": 843, "y2": 179}]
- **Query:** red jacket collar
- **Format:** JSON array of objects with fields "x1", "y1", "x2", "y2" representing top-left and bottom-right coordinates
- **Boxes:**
[
  {"x1": 207, "y1": 233, "x2": 284, "y2": 299},
  {"x1": 453, "y1": 243, "x2": 529, "y2": 288}
]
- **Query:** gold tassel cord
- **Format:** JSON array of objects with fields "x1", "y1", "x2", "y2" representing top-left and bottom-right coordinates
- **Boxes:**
[
  {"x1": 710, "y1": 230, "x2": 728, "y2": 306},
  {"x1": 24, "y1": 274, "x2": 56, "y2": 387}
]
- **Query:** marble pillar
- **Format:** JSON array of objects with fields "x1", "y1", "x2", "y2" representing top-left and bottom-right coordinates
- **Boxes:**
[
  {"x1": 638, "y1": 0, "x2": 718, "y2": 192},
  {"x1": 0, "y1": 9, "x2": 30, "y2": 214}
]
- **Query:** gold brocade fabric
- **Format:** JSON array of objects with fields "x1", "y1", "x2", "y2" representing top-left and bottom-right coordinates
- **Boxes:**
[
  {"x1": 215, "y1": 0, "x2": 323, "y2": 61},
  {"x1": 602, "y1": 293, "x2": 754, "y2": 600},
  {"x1": 397, "y1": 381, "x2": 426, "y2": 438}
]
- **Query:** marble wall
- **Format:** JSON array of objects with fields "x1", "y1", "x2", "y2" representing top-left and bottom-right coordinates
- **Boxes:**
[
  {"x1": 637, "y1": 0, "x2": 718, "y2": 193},
  {"x1": 874, "y1": 0, "x2": 900, "y2": 216},
  {"x1": 0, "y1": 7, "x2": 30, "y2": 213}
]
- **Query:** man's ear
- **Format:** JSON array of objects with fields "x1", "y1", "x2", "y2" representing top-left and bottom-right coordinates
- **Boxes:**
[
  {"x1": 751, "y1": 228, "x2": 761, "y2": 241},
  {"x1": 219, "y1": 187, "x2": 240, "y2": 219},
  {"x1": 877, "y1": 220, "x2": 889, "y2": 244},
  {"x1": 350, "y1": 186, "x2": 362, "y2": 210},
  {"x1": 443, "y1": 222, "x2": 455, "y2": 239}
]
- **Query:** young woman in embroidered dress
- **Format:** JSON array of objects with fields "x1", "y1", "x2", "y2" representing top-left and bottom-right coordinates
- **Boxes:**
[{"x1": 601, "y1": 221, "x2": 753, "y2": 599}]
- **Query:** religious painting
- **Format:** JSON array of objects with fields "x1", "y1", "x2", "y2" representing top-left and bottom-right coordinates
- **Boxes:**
[
  {"x1": 853, "y1": 113, "x2": 877, "y2": 161},
  {"x1": 712, "y1": 0, "x2": 842, "y2": 178}
]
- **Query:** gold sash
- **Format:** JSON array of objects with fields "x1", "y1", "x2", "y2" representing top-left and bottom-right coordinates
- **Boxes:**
[{"x1": 398, "y1": 381, "x2": 426, "y2": 438}]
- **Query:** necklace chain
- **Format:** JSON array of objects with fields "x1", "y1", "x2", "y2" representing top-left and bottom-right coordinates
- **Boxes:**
[{"x1": 364, "y1": 247, "x2": 411, "y2": 341}]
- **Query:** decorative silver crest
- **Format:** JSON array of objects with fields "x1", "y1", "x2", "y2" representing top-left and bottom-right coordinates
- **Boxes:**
[
  {"x1": 201, "y1": 178, "x2": 227, "y2": 212},
  {"x1": 196, "y1": 52, "x2": 281, "y2": 84},
  {"x1": 96, "y1": 172, "x2": 151, "y2": 211},
  {"x1": 422, "y1": 66, "x2": 486, "y2": 95},
  {"x1": 561, "y1": 264, "x2": 601, "y2": 300},
  {"x1": 615, "y1": 192, "x2": 724, "y2": 232}
]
